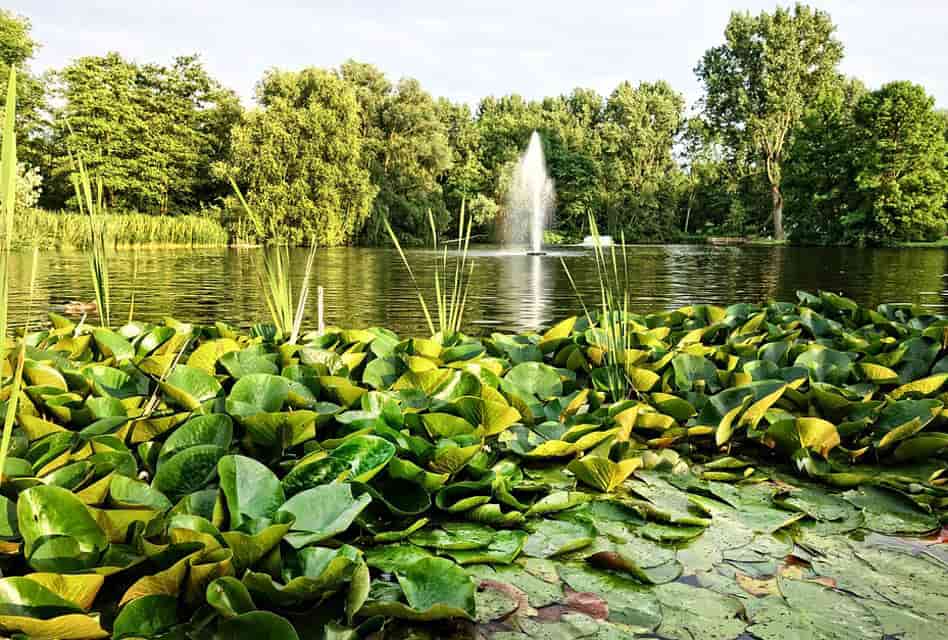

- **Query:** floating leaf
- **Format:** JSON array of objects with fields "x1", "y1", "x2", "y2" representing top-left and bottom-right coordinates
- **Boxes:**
[{"x1": 278, "y1": 484, "x2": 372, "y2": 548}]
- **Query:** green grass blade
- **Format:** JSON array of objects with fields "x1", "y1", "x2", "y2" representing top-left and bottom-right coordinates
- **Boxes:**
[{"x1": 384, "y1": 215, "x2": 435, "y2": 336}]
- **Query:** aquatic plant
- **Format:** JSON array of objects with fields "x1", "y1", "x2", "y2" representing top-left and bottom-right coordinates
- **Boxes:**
[
  {"x1": 71, "y1": 157, "x2": 112, "y2": 328},
  {"x1": 230, "y1": 179, "x2": 317, "y2": 344},
  {"x1": 0, "y1": 70, "x2": 20, "y2": 480},
  {"x1": 385, "y1": 205, "x2": 475, "y2": 337},
  {"x1": 561, "y1": 212, "x2": 634, "y2": 401},
  {"x1": 10, "y1": 208, "x2": 230, "y2": 248},
  {"x1": 0, "y1": 292, "x2": 946, "y2": 638}
]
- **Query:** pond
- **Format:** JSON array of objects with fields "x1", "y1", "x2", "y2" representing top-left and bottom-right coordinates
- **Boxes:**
[
  {"x1": 3, "y1": 243, "x2": 948, "y2": 639},
  {"x1": 7, "y1": 243, "x2": 947, "y2": 334}
]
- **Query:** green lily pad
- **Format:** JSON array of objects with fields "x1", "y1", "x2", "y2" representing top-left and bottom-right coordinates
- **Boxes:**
[
  {"x1": 277, "y1": 484, "x2": 372, "y2": 548},
  {"x1": 523, "y1": 519, "x2": 595, "y2": 558},
  {"x1": 17, "y1": 486, "x2": 109, "y2": 572},
  {"x1": 218, "y1": 455, "x2": 286, "y2": 531},
  {"x1": 747, "y1": 577, "x2": 882, "y2": 640},
  {"x1": 842, "y1": 486, "x2": 938, "y2": 534}
]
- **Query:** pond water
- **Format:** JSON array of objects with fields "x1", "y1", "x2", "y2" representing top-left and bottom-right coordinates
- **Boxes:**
[{"x1": 7, "y1": 244, "x2": 948, "y2": 335}]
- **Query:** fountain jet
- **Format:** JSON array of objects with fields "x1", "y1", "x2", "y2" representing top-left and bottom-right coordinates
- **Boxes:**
[{"x1": 505, "y1": 131, "x2": 554, "y2": 255}]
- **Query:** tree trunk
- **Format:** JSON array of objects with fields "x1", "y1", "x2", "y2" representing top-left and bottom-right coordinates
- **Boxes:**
[
  {"x1": 684, "y1": 188, "x2": 695, "y2": 234},
  {"x1": 771, "y1": 184, "x2": 784, "y2": 241}
]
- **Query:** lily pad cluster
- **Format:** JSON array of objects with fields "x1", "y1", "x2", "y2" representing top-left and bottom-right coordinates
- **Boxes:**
[{"x1": 1, "y1": 291, "x2": 947, "y2": 639}]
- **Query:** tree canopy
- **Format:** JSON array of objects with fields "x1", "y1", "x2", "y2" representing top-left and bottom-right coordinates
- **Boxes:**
[
  {"x1": 219, "y1": 68, "x2": 375, "y2": 245},
  {"x1": 696, "y1": 3, "x2": 844, "y2": 239}
]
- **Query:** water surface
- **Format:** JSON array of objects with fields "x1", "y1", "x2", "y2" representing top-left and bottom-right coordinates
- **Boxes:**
[{"x1": 8, "y1": 244, "x2": 947, "y2": 335}]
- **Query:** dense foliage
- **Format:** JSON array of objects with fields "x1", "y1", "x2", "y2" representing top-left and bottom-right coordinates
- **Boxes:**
[
  {"x1": 0, "y1": 293, "x2": 947, "y2": 638},
  {"x1": 217, "y1": 68, "x2": 375, "y2": 245},
  {"x1": 48, "y1": 53, "x2": 240, "y2": 214},
  {"x1": 4, "y1": 3, "x2": 948, "y2": 245},
  {"x1": 696, "y1": 4, "x2": 844, "y2": 240}
]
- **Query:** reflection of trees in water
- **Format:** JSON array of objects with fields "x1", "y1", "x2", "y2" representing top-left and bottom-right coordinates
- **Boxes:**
[{"x1": 4, "y1": 245, "x2": 947, "y2": 333}]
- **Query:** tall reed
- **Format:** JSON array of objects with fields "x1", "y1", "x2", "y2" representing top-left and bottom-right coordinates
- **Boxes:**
[
  {"x1": 10, "y1": 209, "x2": 229, "y2": 248},
  {"x1": 71, "y1": 157, "x2": 111, "y2": 327},
  {"x1": 0, "y1": 70, "x2": 23, "y2": 480},
  {"x1": 230, "y1": 179, "x2": 317, "y2": 343},
  {"x1": 561, "y1": 212, "x2": 633, "y2": 400},
  {"x1": 385, "y1": 203, "x2": 475, "y2": 337}
]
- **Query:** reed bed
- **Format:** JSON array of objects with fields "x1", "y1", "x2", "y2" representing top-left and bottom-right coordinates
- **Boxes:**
[{"x1": 6, "y1": 208, "x2": 229, "y2": 248}]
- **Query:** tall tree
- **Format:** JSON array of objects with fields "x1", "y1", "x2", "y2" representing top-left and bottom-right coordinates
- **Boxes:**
[
  {"x1": 0, "y1": 9, "x2": 46, "y2": 166},
  {"x1": 850, "y1": 81, "x2": 948, "y2": 242},
  {"x1": 221, "y1": 68, "x2": 375, "y2": 245},
  {"x1": 600, "y1": 81, "x2": 684, "y2": 238},
  {"x1": 50, "y1": 53, "x2": 239, "y2": 212},
  {"x1": 679, "y1": 117, "x2": 733, "y2": 234},
  {"x1": 340, "y1": 61, "x2": 452, "y2": 243},
  {"x1": 696, "y1": 3, "x2": 843, "y2": 239},
  {"x1": 783, "y1": 77, "x2": 866, "y2": 243},
  {"x1": 437, "y1": 98, "x2": 492, "y2": 235}
]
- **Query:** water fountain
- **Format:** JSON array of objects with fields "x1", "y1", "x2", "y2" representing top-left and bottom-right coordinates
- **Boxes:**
[{"x1": 505, "y1": 131, "x2": 554, "y2": 255}]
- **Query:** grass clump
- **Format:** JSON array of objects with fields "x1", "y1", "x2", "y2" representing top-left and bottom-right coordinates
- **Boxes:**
[
  {"x1": 230, "y1": 179, "x2": 317, "y2": 343},
  {"x1": 385, "y1": 204, "x2": 475, "y2": 338}
]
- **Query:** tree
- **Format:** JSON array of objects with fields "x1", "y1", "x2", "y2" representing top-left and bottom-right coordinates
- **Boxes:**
[
  {"x1": 471, "y1": 94, "x2": 545, "y2": 239},
  {"x1": 0, "y1": 10, "x2": 46, "y2": 168},
  {"x1": 696, "y1": 3, "x2": 843, "y2": 239},
  {"x1": 600, "y1": 81, "x2": 684, "y2": 239},
  {"x1": 783, "y1": 78, "x2": 866, "y2": 243},
  {"x1": 220, "y1": 68, "x2": 375, "y2": 245},
  {"x1": 340, "y1": 61, "x2": 452, "y2": 243},
  {"x1": 679, "y1": 117, "x2": 732, "y2": 234},
  {"x1": 49, "y1": 53, "x2": 239, "y2": 212},
  {"x1": 849, "y1": 82, "x2": 947, "y2": 242}
]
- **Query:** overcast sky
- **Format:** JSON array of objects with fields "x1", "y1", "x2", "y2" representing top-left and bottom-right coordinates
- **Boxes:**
[{"x1": 9, "y1": 1, "x2": 948, "y2": 109}]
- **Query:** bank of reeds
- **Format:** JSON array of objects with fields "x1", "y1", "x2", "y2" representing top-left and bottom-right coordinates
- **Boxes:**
[{"x1": 6, "y1": 208, "x2": 229, "y2": 248}]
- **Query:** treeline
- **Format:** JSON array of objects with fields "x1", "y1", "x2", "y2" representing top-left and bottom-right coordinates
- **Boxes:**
[{"x1": 2, "y1": 4, "x2": 947, "y2": 246}]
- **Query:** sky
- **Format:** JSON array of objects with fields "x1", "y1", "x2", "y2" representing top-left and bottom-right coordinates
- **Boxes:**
[{"x1": 9, "y1": 0, "x2": 948, "y2": 109}]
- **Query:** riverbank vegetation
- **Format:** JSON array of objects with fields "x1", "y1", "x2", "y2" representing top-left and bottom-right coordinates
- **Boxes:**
[
  {"x1": 9, "y1": 209, "x2": 228, "y2": 248},
  {"x1": 2, "y1": 4, "x2": 947, "y2": 248}
]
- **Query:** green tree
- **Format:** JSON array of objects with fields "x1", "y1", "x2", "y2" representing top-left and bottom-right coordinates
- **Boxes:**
[
  {"x1": 679, "y1": 117, "x2": 732, "y2": 234},
  {"x1": 471, "y1": 94, "x2": 543, "y2": 238},
  {"x1": 340, "y1": 61, "x2": 452, "y2": 243},
  {"x1": 696, "y1": 3, "x2": 843, "y2": 239},
  {"x1": 0, "y1": 10, "x2": 45, "y2": 168},
  {"x1": 470, "y1": 92, "x2": 604, "y2": 241},
  {"x1": 221, "y1": 67, "x2": 375, "y2": 245},
  {"x1": 49, "y1": 53, "x2": 239, "y2": 212},
  {"x1": 600, "y1": 81, "x2": 684, "y2": 239},
  {"x1": 783, "y1": 78, "x2": 866, "y2": 243},
  {"x1": 437, "y1": 98, "x2": 492, "y2": 235},
  {"x1": 848, "y1": 81, "x2": 948, "y2": 242}
]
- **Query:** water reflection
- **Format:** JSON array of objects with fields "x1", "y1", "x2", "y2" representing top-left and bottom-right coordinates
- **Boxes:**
[{"x1": 6, "y1": 244, "x2": 946, "y2": 336}]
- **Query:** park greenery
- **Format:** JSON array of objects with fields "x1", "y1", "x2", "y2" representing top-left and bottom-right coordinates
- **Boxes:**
[
  {"x1": 1, "y1": 50, "x2": 948, "y2": 640},
  {"x1": 3, "y1": 4, "x2": 948, "y2": 247}
]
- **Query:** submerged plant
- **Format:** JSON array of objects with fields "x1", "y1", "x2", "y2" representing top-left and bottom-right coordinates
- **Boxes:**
[
  {"x1": 230, "y1": 178, "x2": 317, "y2": 343},
  {"x1": 385, "y1": 204, "x2": 475, "y2": 337}
]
